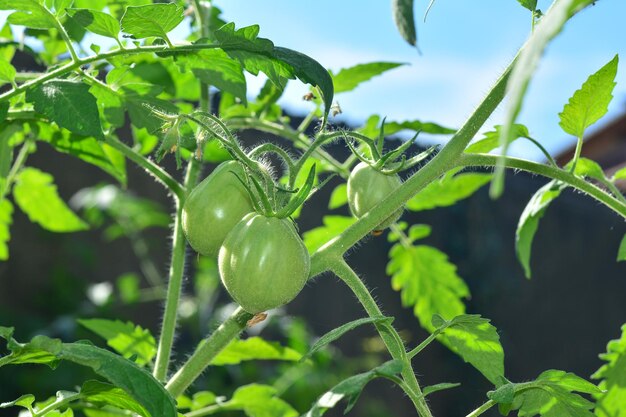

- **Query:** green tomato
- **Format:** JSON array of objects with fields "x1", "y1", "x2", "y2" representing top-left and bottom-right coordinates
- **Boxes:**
[
  {"x1": 218, "y1": 213, "x2": 310, "y2": 314},
  {"x1": 182, "y1": 161, "x2": 255, "y2": 258},
  {"x1": 347, "y1": 162, "x2": 403, "y2": 230}
]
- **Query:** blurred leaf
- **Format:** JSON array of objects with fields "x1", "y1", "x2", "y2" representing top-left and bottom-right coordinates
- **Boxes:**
[
  {"x1": 78, "y1": 319, "x2": 156, "y2": 366},
  {"x1": 303, "y1": 215, "x2": 356, "y2": 253},
  {"x1": 116, "y1": 272, "x2": 140, "y2": 303},
  {"x1": 465, "y1": 124, "x2": 530, "y2": 153},
  {"x1": 0, "y1": 0, "x2": 56, "y2": 29},
  {"x1": 384, "y1": 119, "x2": 455, "y2": 136},
  {"x1": 305, "y1": 360, "x2": 403, "y2": 416},
  {"x1": 202, "y1": 139, "x2": 232, "y2": 163},
  {"x1": 67, "y1": 8, "x2": 120, "y2": 39},
  {"x1": 0, "y1": 199, "x2": 12, "y2": 260},
  {"x1": 212, "y1": 337, "x2": 301, "y2": 366},
  {"x1": 612, "y1": 166, "x2": 626, "y2": 182},
  {"x1": 26, "y1": 80, "x2": 103, "y2": 139},
  {"x1": 14, "y1": 167, "x2": 89, "y2": 232},
  {"x1": 0, "y1": 58, "x2": 16, "y2": 86},
  {"x1": 229, "y1": 384, "x2": 297, "y2": 417},
  {"x1": 387, "y1": 243, "x2": 469, "y2": 330},
  {"x1": 407, "y1": 171, "x2": 491, "y2": 211},
  {"x1": 176, "y1": 391, "x2": 218, "y2": 411},
  {"x1": 592, "y1": 324, "x2": 626, "y2": 416},
  {"x1": 302, "y1": 316, "x2": 393, "y2": 361},
  {"x1": 559, "y1": 55, "x2": 618, "y2": 138},
  {"x1": 328, "y1": 183, "x2": 347, "y2": 209},
  {"x1": 392, "y1": 0, "x2": 416, "y2": 46},
  {"x1": 120, "y1": 3, "x2": 184, "y2": 43},
  {"x1": 570, "y1": 157, "x2": 607, "y2": 182},
  {"x1": 516, "y1": 180, "x2": 565, "y2": 279},
  {"x1": 331, "y1": 62, "x2": 404, "y2": 94}
]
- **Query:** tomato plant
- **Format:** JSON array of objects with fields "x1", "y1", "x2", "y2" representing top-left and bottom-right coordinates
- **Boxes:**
[{"x1": 1, "y1": 1, "x2": 626, "y2": 417}]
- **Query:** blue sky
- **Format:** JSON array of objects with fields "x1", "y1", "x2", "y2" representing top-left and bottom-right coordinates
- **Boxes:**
[{"x1": 219, "y1": 1, "x2": 626, "y2": 161}]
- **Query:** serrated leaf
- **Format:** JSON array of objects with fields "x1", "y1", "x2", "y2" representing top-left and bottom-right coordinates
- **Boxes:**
[
  {"x1": 67, "y1": 8, "x2": 120, "y2": 39},
  {"x1": 515, "y1": 180, "x2": 565, "y2": 278},
  {"x1": 26, "y1": 79, "x2": 103, "y2": 139},
  {"x1": 0, "y1": 199, "x2": 12, "y2": 260},
  {"x1": 331, "y1": 62, "x2": 404, "y2": 94},
  {"x1": 81, "y1": 380, "x2": 149, "y2": 417},
  {"x1": 559, "y1": 55, "x2": 618, "y2": 138},
  {"x1": 120, "y1": 3, "x2": 183, "y2": 43},
  {"x1": 303, "y1": 215, "x2": 356, "y2": 253},
  {"x1": 0, "y1": 0, "x2": 56, "y2": 29},
  {"x1": 0, "y1": 59, "x2": 16, "y2": 85},
  {"x1": 407, "y1": 171, "x2": 492, "y2": 211},
  {"x1": 436, "y1": 315, "x2": 505, "y2": 385},
  {"x1": 494, "y1": 0, "x2": 596, "y2": 198},
  {"x1": 305, "y1": 360, "x2": 403, "y2": 416},
  {"x1": 328, "y1": 183, "x2": 347, "y2": 209},
  {"x1": 465, "y1": 124, "x2": 530, "y2": 154},
  {"x1": 0, "y1": 331, "x2": 176, "y2": 417},
  {"x1": 13, "y1": 167, "x2": 88, "y2": 232},
  {"x1": 517, "y1": 0, "x2": 538, "y2": 11},
  {"x1": 302, "y1": 316, "x2": 393, "y2": 361},
  {"x1": 228, "y1": 384, "x2": 297, "y2": 417},
  {"x1": 387, "y1": 244, "x2": 469, "y2": 331},
  {"x1": 592, "y1": 324, "x2": 626, "y2": 416},
  {"x1": 392, "y1": 0, "x2": 416, "y2": 46},
  {"x1": 211, "y1": 337, "x2": 301, "y2": 366},
  {"x1": 78, "y1": 319, "x2": 156, "y2": 366}
]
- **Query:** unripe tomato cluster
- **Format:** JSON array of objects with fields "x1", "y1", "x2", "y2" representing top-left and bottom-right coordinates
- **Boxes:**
[{"x1": 182, "y1": 161, "x2": 310, "y2": 314}]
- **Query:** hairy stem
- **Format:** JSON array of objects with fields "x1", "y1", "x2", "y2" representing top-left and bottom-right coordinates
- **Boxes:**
[
  {"x1": 165, "y1": 307, "x2": 253, "y2": 397},
  {"x1": 329, "y1": 259, "x2": 433, "y2": 417}
]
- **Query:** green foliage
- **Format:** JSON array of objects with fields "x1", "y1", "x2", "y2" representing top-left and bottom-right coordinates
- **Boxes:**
[
  {"x1": 392, "y1": 0, "x2": 416, "y2": 46},
  {"x1": 225, "y1": 384, "x2": 297, "y2": 417},
  {"x1": 515, "y1": 180, "x2": 566, "y2": 278},
  {"x1": 305, "y1": 360, "x2": 403, "y2": 416},
  {"x1": 120, "y1": 3, "x2": 184, "y2": 45},
  {"x1": 0, "y1": 199, "x2": 12, "y2": 260},
  {"x1": 360, "y1": 115, "x2": 455, "y2": 138},
  {"x1": 559, "y1": 55, "x2": 618, "y2": 138},
  {"x1": 517, "y1": 0, "x2": 538, "y2": 11},
  {"x1": 592, "y1": 324, "x2": 626, "y2": 416},
  {"x1": 617, "y1": 235, "x2": 626, "y2": 262},
  {"x1": 465, "y1": 124, "x2": 530, "y2": 154},
  {"x1": 67, "y1": 8, "x2": 121, "y2": 40},
  {"x1": 13, "y1": 167, "x2": 89, "y2": 232},
  {"x1": 0, "y1": 58, "x2": 16, "y2": 86},
  {"x1": 328, "y1": 183, "x2": 348, "y2": 209},
  {"x1": 331, "y1": 62, "x2": 404, "y2": 94},
  {"x1": 303, "y1": 215, "x2": 356, "y2": 253},
  {"x1": 406, "y1": 170, "x2": 492, "y2": 211},
  {"x1": 211, "y1": 337, "x2": 302, "y2": 365},
  {"x1": 0, "y1": 0, "x2": 56, "y2": 30}
]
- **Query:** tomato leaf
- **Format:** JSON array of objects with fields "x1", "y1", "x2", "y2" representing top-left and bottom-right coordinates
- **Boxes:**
[
  {"x1": 331, "y1": 62, "x2": 405, "y2": 94},
  {"x1": 303, "y1": 215, "x2": 356, "y2": 253},
  {"x1": 592, "y1": 324, "x2": 626, "y2": 416},
  {"x1": 383, "y1": 119, "x2": 456, "y2": 136},
  {"x1": 0, "y1": 0, "x2": 56, "y2": 29},
  {"x1": 302, "y1": 316, "x2": 394, "y2": 361},
  {"x1": 617, "y1": 235, "x2": 626, "y2": 262},
  {"x1": 422, "y1": 382, "x2": 460, "y2": 397},
  {"x1": 0, "y1": 58, "x2": 16, "y2": 86},
  {"x1": 13, "y1": 167, "x2": 89, "y2": 232},
  {"x1": 407, "y1": 171, "x2": 492, "y2": 211},
  {"x1": 176, "y1": 391, "x2": 218, "y2": 411},
  {"x1": 515, "y1": 180, "x2": 565, "y2": 279},
  {"x1": 228, "y1": 384, "x2": 297, "y2": 417},
  {"x1": 67, "y1": 8, "x2": 121, "y2": 39},
  {"x1": 465, "y1": 124, "x2": 530, "y2": 154},
  {"x1": 517, "y1": 0, "x2": 538, "y2": 12},
  {"x1": 559, "y1": 55, "x2": 618, "y2": 139},
  {"x1": 387, "y1": 243, "x2": 469, "y2": 330},
  {"x1": 80, "y1": 380, "x2": 149, "y2": 417},
  {"x1": 392, "y1": 0, "x2": 416, "y2": 46},
  {"x1": 211, "y1": 337, "x2": 301, "y2": 365},
  {"x1": 0, "y1": 199, "x2": 12, "y2": 261},
  {"x1": 120, "y1": 3, "x2": 184, "y2": 44},
  {"x1": 78, "y1": 319, "x2": 156, "y2": 366},
  {"x1": 0, "y1": 394, "x2": 35, "y2": 413},
  {"x1": 493, "y1": 0, "x2": 596, "y2": 198},
  {"x1": 305, "y1": 360, "x2": 403, "y2": 416},
  {"x1": 26, "y1": 80, "x2": 104, "y2": 139},
  {"x1": 328, "y1": 183, "x2": 348, "y2": 209}
]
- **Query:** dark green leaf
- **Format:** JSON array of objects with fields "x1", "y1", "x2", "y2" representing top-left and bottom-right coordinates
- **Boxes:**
[
  {"x1": 0, "y1": 199, "x2": 12, "y2": 261},
  {"x1": 617, "y1": 235, "x2": 626, "y2": 262},
  {"x1": 303, "y1": 215, "x2": 356, "y2": 253},
  {"x1": 120, "y1": 3, "x2": 184, "y2": 43},
  {"x1": 67, "y1": 8, "x2": 120, "y2": 39},
  {"x1": 26, "y1": 79, "x2": 103, "y2": 139},
  {"x1": 494, "y1": 0, "x2": 596, "y2": 197},
  {"x1": 305, "y1": 360, "x2": 403, "y2": 416},
  {"x1": 331, "y1": 62, "x2": 404, "y2": 94},
  {"x1": 517, "y1": 0, "x2": 538, "y2": 11},
  {"x1": 559, "y1": 55, "x2": 618, "y2": 138},
  {"x1": 13, "y1": 167, "x2": 89, "y2": 232},
  {"x1": 0, "y1": 0, "x2": 56, "y2": 29},
  {"x1": 302, "y1": 316, "x2": 393, "y2": 360},
  {"x1": 78, "y1": 319, "x2": 156, "y2": 366},
  {"x1": 515, "y1": 180, "x2": 565, "y2": 278},
  {"x1": 407, "y1": 171, "x2": 492, "y2": 211},
  {"x1": 392, "y1": 0, "x2": 416, "y2": 46},
  {"x1": 592, "y1": 324, "x2": 626, "y2": 416},
  {"x1": 0, "y1": 101, "x2": 8, "y2": 123},
  {"x1": 89, "y1": 82, "x2": 125, "y2": 128},
  {"x1": 465, "y1": 124, "x2": 530, "y2": 154},
  {"x1": 387, "y1": 244, "x2": 469, "y2": 331},
  {"x1": 211, "y1": 337, "x2": 301, "y2": 366}
]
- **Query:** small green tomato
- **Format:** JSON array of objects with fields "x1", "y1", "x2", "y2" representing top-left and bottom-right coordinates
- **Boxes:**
[
  {"x1": 347, "y1": 162, "x2": 403, "y2": 230},
  {"x1": 218, "y1": 213, "x2": 310, "y2": 314}
]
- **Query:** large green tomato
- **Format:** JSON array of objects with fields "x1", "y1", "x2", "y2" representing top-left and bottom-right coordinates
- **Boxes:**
[
  {"x1": 218, "y1": 213, "x2": 310, "y2": 314},
  {"x1": 347, "y1": 162, "x2": 403, "y2": 230},
  {"x1": 182, "y1": 161, "x2": 255, "y2": 258}
]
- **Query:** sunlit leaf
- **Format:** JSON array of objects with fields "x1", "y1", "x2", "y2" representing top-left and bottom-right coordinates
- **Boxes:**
[
  {"x1": 303, "y1": 215, "x2": 355, "y2": 253},
  {"x1": 120, "y1": 3, "x2": 184, "y2": 43},
  {"x1": 465, "y1": 124, "x2": 530, "y2": 154},
  {"x1": 517, "y1": 0, "x2": 538, "y2": 11},
  {"x1": 67, "y1": 8, "x2": 120, "y2": 39},
  {"x1": 328, "y1": 183, "x2": 348, "y2": 209},
  {"x1": 0, "y1": 0, "x2": 56, "y2": 29},
  {"x1": 211, "y1": 337, "x2": 301, "y2": 366},
  {"x1": 0, "y1": 59, "x2": 16, "y2": 86},
  {"x1": 229, "y1": 384, "x2": 297, "y2": 417},
  {"x1": 407, "y1": 171, "x2": 491, "y2": 211},
  {"x1": 592, "y1": 324, "x2": 626, "y2": 416},
  {"x1": 0, "y1": 199, "x2": 12, "y2": 260},
  {"x1": 331, "y1": 62, "x2": 404, "y2": 94}
]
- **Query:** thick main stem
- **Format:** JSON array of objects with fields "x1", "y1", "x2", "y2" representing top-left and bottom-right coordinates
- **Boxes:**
[{"x1": 330, "y1": 259, "x2": 433, "y2": 417}]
